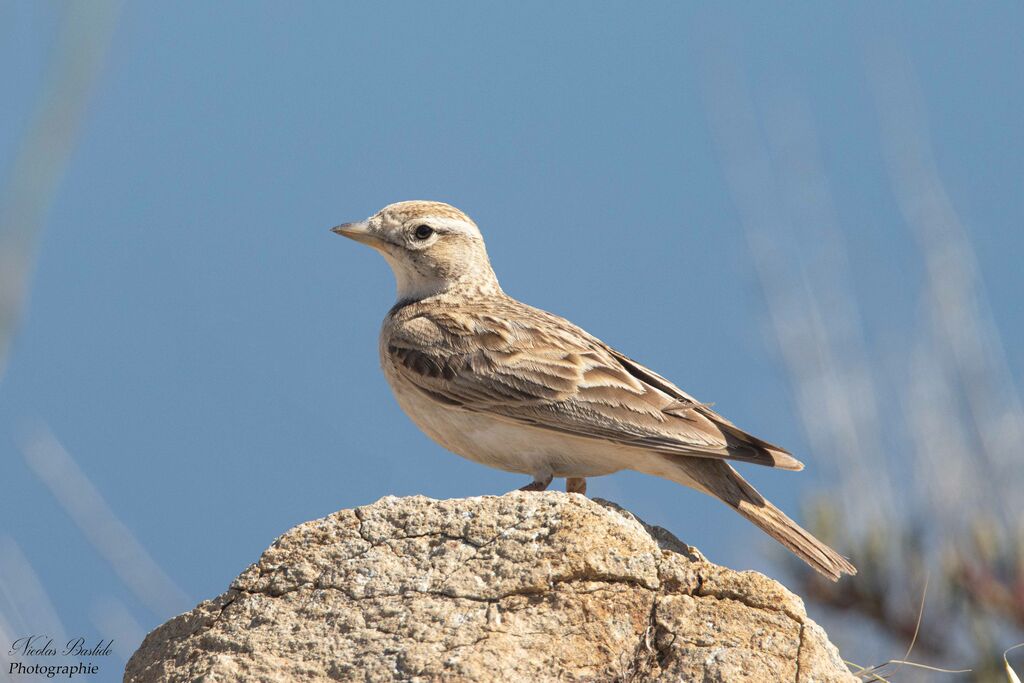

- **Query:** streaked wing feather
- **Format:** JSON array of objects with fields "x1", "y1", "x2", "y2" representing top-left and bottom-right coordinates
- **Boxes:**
[{"x1": 385, "y1": 300, "x2": 801, "y2": 470}]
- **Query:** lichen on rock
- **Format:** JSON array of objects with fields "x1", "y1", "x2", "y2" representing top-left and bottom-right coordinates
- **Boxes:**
[{"x1": 124, "y1": 492, "x2": 855, "y2": 682}]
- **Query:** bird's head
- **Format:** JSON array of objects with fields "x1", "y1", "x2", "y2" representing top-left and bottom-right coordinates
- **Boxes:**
[{"x1": 332, "y1": 200, "x2": 500, "y2": 301}]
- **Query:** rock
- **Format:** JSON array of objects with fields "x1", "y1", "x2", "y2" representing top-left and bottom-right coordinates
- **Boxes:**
[{"x1": 124, "y1": 493, "x2": 855, "y2": 682}]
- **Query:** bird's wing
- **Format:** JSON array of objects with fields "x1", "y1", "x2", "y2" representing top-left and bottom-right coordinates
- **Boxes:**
[{"x1": 384, "y1": 300, "x2": 802, "y2": 471}]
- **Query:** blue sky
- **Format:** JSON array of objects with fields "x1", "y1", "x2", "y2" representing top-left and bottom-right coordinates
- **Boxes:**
[{"x1": 2, "y1": 2, "x2": 1022, "y2": 674}]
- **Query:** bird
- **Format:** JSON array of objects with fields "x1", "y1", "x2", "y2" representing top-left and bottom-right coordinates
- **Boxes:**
[{"x1": 332, "y1": 200, "x2": 856, "y2": 581}]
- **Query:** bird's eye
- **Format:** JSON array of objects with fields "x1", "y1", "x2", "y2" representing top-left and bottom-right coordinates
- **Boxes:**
[{"x1": 413, "y1": 225, "x2": 434, "y2": 240}]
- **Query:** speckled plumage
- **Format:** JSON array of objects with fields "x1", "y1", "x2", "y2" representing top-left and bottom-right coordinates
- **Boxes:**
[{"x1": 333, "y1": 200, "x2": 856, "y2": 580}]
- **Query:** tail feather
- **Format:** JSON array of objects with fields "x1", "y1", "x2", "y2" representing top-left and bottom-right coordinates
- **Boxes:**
[
  {"x1": 732, "y1": 485, "x2": 856, "y2": 581},
  {"x1": 664, "y1": 457, "x2": 857, "y2": 581}
]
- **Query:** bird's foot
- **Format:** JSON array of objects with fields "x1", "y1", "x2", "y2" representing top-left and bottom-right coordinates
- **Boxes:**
[
  {"x1": 517, "y1": 475, "x2": 553, "y2": 492},
  {"x1": 565, "y1": 477, "x2": 587, "y2": 495}
]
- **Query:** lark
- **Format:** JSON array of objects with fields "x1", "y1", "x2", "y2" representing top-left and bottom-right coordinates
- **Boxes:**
[{"x1": 332, "y1": 200, "x2": 855, "y2": 580}]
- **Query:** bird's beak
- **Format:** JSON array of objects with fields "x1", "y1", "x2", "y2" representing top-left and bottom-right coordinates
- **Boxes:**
[{"x1": 330, "y1": 220, "x2": 380, "y2": 247}]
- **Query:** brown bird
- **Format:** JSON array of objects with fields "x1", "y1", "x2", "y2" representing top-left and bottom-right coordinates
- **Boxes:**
[{"x1": 333, "y1": 200, "x2": 856, "y2": 580}]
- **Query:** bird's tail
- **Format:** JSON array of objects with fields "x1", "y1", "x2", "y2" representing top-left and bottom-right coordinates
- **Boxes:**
[{"x1": 664, "y1": 457, "x2": 857, "y2": 581}]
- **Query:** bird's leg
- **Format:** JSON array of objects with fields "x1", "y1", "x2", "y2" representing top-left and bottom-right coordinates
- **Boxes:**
[
  {"x1": 565, "y1": 477, "x2": 587, "y2": 495},
  {"x1": 517, "y1": 474, "x2": 553, "y2": 492}
]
